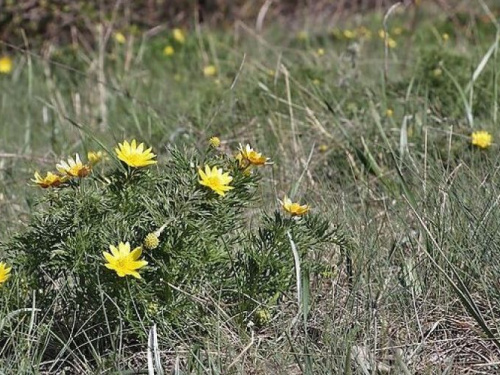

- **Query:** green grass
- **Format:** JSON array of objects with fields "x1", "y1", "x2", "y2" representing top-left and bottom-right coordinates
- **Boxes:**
[{"x1": 2, "y1": 1, "x2": 500, "y2": 373}]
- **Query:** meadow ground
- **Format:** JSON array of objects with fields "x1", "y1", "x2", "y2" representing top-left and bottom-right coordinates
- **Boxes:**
[{"x1": 2, "y1": 1, "x2": 500, "y2": 373}]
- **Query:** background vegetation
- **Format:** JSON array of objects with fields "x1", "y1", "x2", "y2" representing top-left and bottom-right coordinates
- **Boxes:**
[{"x1": 1, "y1": 0, "x2": 500, "y2": 373}]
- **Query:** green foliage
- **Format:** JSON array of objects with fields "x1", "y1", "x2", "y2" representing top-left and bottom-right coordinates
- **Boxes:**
[{"x1": 0, "y1": 143, "x2": 342, "y2": 354}]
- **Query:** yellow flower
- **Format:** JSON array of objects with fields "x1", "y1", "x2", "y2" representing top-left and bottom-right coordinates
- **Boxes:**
[
  {"x1": 115, "y1": 139, "x2": 157, "y2": 168},
  {"x1": 281, "y1": 196, "x2": 309, "y2": 216},
  {"x1": 163, "y1": 45, "x2": 175, "y2": 56},
  {"x1": 203, "y1": 65, "x2": 217, "y2": 77},
  {"x1": 378, "y1": 29, "x2": 388, "y2": 39},
  {"x1": 32, "y1": 171, "x2": 67, "y2": 188},
  {"x1": 312, "y1": 79, "x2": 321, "y2": 86},
  {"x1": 235, "y1": 144, "x2": 268, "y2": 168},
  {"x1": 433, "y1": 68, "x2": 442, "y2": 77},
  {"x1": 318, "y1": 144, "x2": 328, "y2": 152},
  {"x1": 442, "y1": 33, "x2": 449, "y2": 42},
  {"x1": 143, "y1": 232, "x2": 160, "y2": 250},
  {"x1": 386, "y1": 38, "x2": 397, "y2": 49},
  {"x1": 0, "y1": 56, "x2": 13, "y2": 74},
  {"x1": 56, "y1": 154, "x2": 91, "y2": 178},
  {"x1": 0, "y1": 262, "x2": 12, "y2": 284},
  {"x1": 87, "y1": 151, "x2": 104, "y2": 165},
  {"x1": 198, "y1": 165, "x2": 234, "y2": 196},
  {"x1": 114, "y1": 32, "x2": 126, "y2": 44},
  {"x1": 392, "y1": 27, "x2": 403, "y2": 36},
  {"x1": 316, "y1": 48, "x2": 325, "y2": 57},
  {"x1": 297, "y1": 30, "x2": 308, "y2": 41},
  {"x1": 471, "y1": 131, "x2": 493, "y2": 149},
  {"x1": 209, "y1": 136, "x2": 221, "y2": 148},
  {"x1": 386, "y1": 109, "x2": 394, "y2": 117},
  {"x1": 173, "y1": 28, "x2": 186, "y2": 44},
  {"x1": 103, "y1": 242, "x2": 148, "y2": 279},
  {"x1": 357, "y1": 26, "x2": 372, "y2": 39},
  {"x1": 343, "y1": 29, "x2": 356, "y2": 39}
]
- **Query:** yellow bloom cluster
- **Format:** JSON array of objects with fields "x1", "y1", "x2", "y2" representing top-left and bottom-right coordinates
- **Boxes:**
[{"x1": 33, "y1": 152, "x2": 102, "y2": 188}]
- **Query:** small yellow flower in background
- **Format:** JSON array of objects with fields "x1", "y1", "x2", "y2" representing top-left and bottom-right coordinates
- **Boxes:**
[
  {"x1": 471, "y1": 130, "x2": 492, "y2": 149},
  {"x1": 386, "y1": 109, "x2": 394, "y2": 117},
  {"x1": 297, "y1": 30, "x2": 308, "y2": 41},
  {"x1": 56, "y1": 154, "x2": 91, "y2": 178},
  {"x1": 378, "y1": 29, "x2": 388, "y2": 39},
  {"x1": 282, "y1": 196, "x2": 309, "y2": 216},
  {"x1": 316, "y1": 48, "x2": 325, "y2": 57},
  {"x1": 103, "y1": 242, "x2": 148, "y2": 279},
  {"x1": 32, "y1": 171, "x2": 67, "y2": 188},
  {"x1": 115, "y1": 139, "x2": 157, "y2": 168},
  {"x1": 0, "y1": 56, "x2": 13, "y2": 74},
  {"x1": 143, "y1": 232, "x2": 160, "y2": 250},
  {"x1": 236, "y1": 144, "x2": 269, "y2": 168},
  {"x1": 386, "y1": 38, "x2": 397, "y2": 49},
  {"x1": 0, "y1": 262, "x2": 12, "y2": 284},
  {"x1": 392, "y1": 27, "x2": 403, "y2": 36},
  {"x1": 87, "y1": 151, "x2": 104, "y2": 165},
  {"x1": 163, "y1": 45, "x2": 175, "y2": 56},
  {"x1": 357, "y1": 26, "x2": 372, "y2": 39},
  {"x1": 318, "y1": 144, "x2": 328, "y2": 152},
  {"x1": 113, "y1": 32, "x2": 126, "y2": 44},
  {"x1": 172, "y1": 28, "x2": 186, "y2": 44},
  {"x1": 198, "y1": 165, "x2": 234, "y2": 197},
  {"x1": 209, "y1": 136, "x2": 221, "y2": 148},
  {"x1": 203, "y1": 65, "x2": 217, "y2": 77},
  {"x1": 312, "y1": 79, "x2": 321, "y2": 86},
  {"x1": 442, "y1": 33, "x2": 449, "y2": 42},
  {"x1": 343, "y1": 29, "x2": 356, "y2": 39},
  {"x1": 433, "y1": 68, "x2": 442, "y2": 77}
]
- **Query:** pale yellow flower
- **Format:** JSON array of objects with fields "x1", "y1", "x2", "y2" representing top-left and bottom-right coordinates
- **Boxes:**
[
  {"x1": 386, "y1": 109, "x2": 394, "y2": 117},
  {"x1": 0, "y1": 262, "x2": 12, "y2": 284},
  {"x1": 198, "y1": 165, "x2": 234, "y2": 196},
  {"x1": 203, "y1": 65, "x2": 217, "y2": 77},
  {"x1": 0, "y1": 56, "x2": 13, "y2": 74},
  {"x1": 87, "y1": 151, "x2": 104, "y2": 165},
  {"x1": 297, "y1": 30, "x2": 308, "y2": 41},
  {"x1": 56, "y1": 154, "x2": 91, "y2": 178},
  {"x1": 103, "y1": 242, "x2": 148, "y2": 279},
  {"x1": 235, "y1": 144, "x2": 269, "y2": 168},
  {"x1": 378, "y1": 29, "x2": 388, "y2": 39},
  {"x1": 471, "y1": 131, "x2": 492, "y2": 149},
  {"x1": 163, "y1": 45, "x2": 175, "y2": 56},
  {"x1": 343, "y1": 29, "x2": 356, "y2": 39},
  {"x1": 442, "y1": 33, "x2": 449, "y2": 42},
  {"x1": 316, "y1": 48, "x2": 325, "y2": 57},
  {"x1": 281, "y1": 196, "x2": 309, "y2": 216},
  {"x1": 209, "y1": 136, "x2": 221, "y2": 148},
  {"x1": 114, "y1": 32, "x2": 126, "y2": 44},
  {"x1": 392, "y1": 27, "x2": 403, "y2": 36},
  {"x1": 173, "y1": 28, "x2": 186, "y2": 44},
  {"x1": 115, "y1": 139, "x2": 157, "y2": 168},
  {"x1": 433, "y1": 68, "x2": 443, "y2": 77},
  {"x1": 386, "y1": 38, "x2": 397, "y2": 49},
  {"x1": 32, "y1": 171, "x2": 67, "y2": 188}
]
